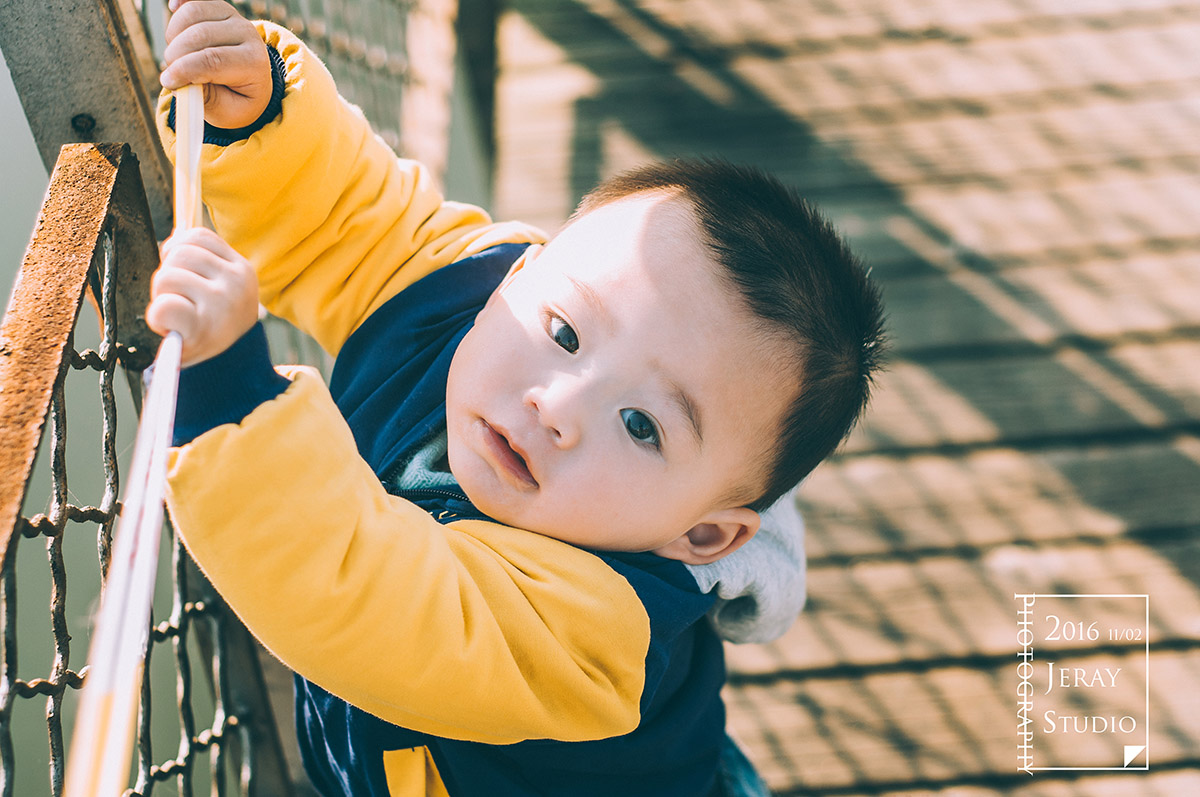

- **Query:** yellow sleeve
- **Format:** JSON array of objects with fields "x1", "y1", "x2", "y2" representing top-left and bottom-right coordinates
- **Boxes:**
[
  {"x1": 155, "y1": 22, "x2": 545, "y2": 356},
  {"x1": 165, "y1": 368, "x2": 650, "y2": 744}
]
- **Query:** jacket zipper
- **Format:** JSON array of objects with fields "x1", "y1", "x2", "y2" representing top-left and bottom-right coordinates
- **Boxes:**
[
  {"x1": 394, "y1": 487, "x2": 469, "y2": 502},
  {"x1": 393, "y1": 486, "x2": 484, "y2": 523}
]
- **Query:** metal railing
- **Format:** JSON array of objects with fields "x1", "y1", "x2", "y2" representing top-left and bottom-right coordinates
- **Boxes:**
[
  {"x1": 0, "y1": 1, "x2": 465, "y2": 792},
  {"x1": 0, "y1": 143, "x2": 293, "y2": 795}
]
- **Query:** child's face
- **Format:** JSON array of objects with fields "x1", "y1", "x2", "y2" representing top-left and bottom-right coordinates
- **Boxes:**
[{"x1": 445, "y1": 192, "x2": 792, "y2": 556}]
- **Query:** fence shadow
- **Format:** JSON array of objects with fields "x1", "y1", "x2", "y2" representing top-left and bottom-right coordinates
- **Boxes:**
[{"x1": 503, "y1": 0, "x2": 1200, "y2": 792}]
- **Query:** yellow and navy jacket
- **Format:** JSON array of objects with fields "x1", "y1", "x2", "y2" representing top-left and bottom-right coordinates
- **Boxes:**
[{"x1": 158, "y1": 22, "x2": 730, "y2": 797}]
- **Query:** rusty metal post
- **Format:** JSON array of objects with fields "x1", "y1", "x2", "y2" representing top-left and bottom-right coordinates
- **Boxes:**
[{"x1": 0, "y1": 143, "x2": 158, "y2": 575}]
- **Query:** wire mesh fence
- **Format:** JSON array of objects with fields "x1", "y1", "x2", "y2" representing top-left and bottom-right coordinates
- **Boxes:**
[{"x1": 0, "y1": 142, "x2": 292, "y2": 796}]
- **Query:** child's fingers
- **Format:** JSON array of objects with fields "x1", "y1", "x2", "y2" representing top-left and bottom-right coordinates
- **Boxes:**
[
  {"x1": 150, "y1": 264, "x2": 247, "y2": 348},
  {"x1": 159, "y1": 1, "x2": 269, "y2": 126},
  {"x1": 145, "y1": 292, "x2": 200, "y2": 341},
  {"x1": 148, "y1": 227, "x2": 258, "y2": 366},
  {"x1": 163, "y1": 15, "x2": 252, "y2": 73},
  {"x1": 155, "y1": 234, "x2": 257, "y2": 305},
  {"x1": 161, "y1": 34, "x2": 264, "y2": 91},
  {"x1": 152, "y1": 260, "x2": 213, "y2": 299},
  {"x1": 163, "y1": 228, "x2": 246, "y2": 268},
  {"x1": 163, "y1": 0, "x2": 239, "y2": 48},
  {"x1": 159, "y1": 243, "x2": 223, "y2": 282}
]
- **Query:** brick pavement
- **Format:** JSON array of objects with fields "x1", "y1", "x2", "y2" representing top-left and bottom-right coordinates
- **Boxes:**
[{"x1": 493, "y1": 1, "x2": 1200, "y2": 794}]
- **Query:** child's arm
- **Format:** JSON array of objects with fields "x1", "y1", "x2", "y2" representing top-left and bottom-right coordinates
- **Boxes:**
[
  {"x1": 156, "y1": 2, "x2": 544, "y2": 355},
  {"x1": 156, "y1": 5, "x2": 649, "y2": 745},
  {"x1": 147, "y1": 228, "x2": 650, "y2": 745},
  {"x1": 147, "y1": 229, "x2": 651, "y2": 745},
  {"x1": 166, "y1": 369, "x2": 653, "y2": 745}
]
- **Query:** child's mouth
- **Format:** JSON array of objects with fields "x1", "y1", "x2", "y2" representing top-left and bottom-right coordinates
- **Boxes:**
[{"x1": 481, "y1": 420, "x2": 539, "y2": 489}]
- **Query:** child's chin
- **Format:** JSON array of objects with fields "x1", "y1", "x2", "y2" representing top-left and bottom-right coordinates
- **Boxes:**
[{"x1": 456, "y1": 475, "x2": 524, "y2": 524}]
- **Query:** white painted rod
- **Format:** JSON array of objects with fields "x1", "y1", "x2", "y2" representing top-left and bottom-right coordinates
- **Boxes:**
[{"x1": 63, "y1": 83, "x2": 202, "y2": 797}]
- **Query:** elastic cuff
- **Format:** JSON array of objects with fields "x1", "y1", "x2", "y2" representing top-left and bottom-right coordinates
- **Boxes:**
[
  {"x1": 166, "y1": 44, "x2": 287, "y2": 146},
  {"x1": 173, "y1": 322, "x2": 291, "y2": 446}
]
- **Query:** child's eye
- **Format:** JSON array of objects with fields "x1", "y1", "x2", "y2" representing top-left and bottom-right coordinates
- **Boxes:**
[
  {"x1": 620, "y1": 409, "x2": 661, "y2": 450},
  {"x1": 547, "y1": 314, "x2": 579, "y2": 353}
]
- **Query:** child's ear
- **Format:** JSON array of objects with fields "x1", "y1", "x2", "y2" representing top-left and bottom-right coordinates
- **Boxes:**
[{"x1": 653, "y1": 507, "x2": 761, "y2": 565}]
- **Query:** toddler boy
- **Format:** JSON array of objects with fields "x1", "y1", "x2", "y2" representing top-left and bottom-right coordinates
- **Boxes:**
[{"x1": 149, "y1": 3, "x2": 885, "y2": 795}]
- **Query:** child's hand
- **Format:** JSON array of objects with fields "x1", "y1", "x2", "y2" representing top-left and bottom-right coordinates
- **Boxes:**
[
  {"x1": 160, "y1": 0, "x2": 272, "y2": 130},
  {"x1": 147, "y1": 229, "x2": 260, "y2": 367}
]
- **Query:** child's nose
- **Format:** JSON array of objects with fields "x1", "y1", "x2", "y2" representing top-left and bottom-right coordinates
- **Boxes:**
[{"x1": 523, "y1": 381, "x2": 582, "y2": 449}]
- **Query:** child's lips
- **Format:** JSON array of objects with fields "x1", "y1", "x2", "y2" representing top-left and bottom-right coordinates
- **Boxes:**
[{"x1": 480, "y1": 420, "x2": 539, "y2": 489}]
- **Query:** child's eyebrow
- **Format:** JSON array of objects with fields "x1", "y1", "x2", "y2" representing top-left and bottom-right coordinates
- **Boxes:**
[
  {"x1": 567, "y1": 274, "x2": 703, "y2": 448},
  {"x1": 670, "y1": 382, "x2": 705, "y2": 449},
  {"x1": 567, "y1": 275, "x2": 615, "y2": 332}
]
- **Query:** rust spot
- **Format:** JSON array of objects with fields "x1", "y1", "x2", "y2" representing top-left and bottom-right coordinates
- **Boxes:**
[{"x1": 0, "y1": 144, "x2": 146, "y2": 571}]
